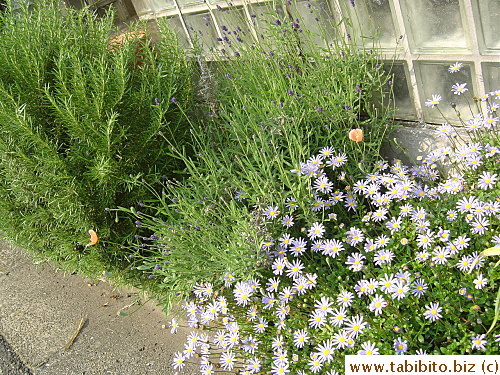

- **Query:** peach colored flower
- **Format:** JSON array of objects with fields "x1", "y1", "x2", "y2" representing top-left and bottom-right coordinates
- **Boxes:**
[
  {"x1": 86, "y1": 229, "x2": 99, "y2": 247},
  {"x1": 349, "y1": 129, "x2": 363, "y2": 142}
]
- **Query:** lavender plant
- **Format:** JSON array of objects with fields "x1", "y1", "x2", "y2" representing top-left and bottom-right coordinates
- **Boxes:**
[
  {"x1": 204, "y1": 1, "x2": 395, "y2": 193},
  {"x1": 122, "y1": 1, "x2": 396, "y2": 311}
]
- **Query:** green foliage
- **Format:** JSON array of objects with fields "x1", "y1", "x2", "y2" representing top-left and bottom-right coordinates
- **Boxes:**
[
  {"x1": 124, "y1": 3, "x2": 395, "y2": 313},
  {"x1": 0, "y1": 0, "x2": 195, "y2": 277},
  {"x1": 120, "y1": 167, "x2": 267, "y2": 312},
  {"x1": 192, "y1": 3, "x2": 395, "y2": 212}
]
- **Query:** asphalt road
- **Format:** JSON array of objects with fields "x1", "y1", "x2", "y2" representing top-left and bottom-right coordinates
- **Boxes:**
[{"x1": 0, "y1": 333, "x2": 32, "y2": 375}]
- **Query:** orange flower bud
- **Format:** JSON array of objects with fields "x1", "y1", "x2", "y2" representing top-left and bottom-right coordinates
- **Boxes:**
[{"x1": 348, "y1": 128, "x2": 363, "y2": 142}]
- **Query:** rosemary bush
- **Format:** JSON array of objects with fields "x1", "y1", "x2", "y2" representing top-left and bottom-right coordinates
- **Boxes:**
[{"x1": 0, "y1": 0, "x2": 194, "y2": 278}]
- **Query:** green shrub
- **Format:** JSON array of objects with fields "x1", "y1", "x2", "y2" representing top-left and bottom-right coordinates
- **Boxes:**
[
  {"x1": 124, "y1": 168, "x2": 268, "y2": 312},
  {"x1": 0, "y1": 0, "x2": 195, "y2": 278}
]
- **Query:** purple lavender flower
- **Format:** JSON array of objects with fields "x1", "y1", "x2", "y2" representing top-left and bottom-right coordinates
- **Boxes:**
[{"x1": 171, "y1": 97, "x2": 178, "y2": 104}]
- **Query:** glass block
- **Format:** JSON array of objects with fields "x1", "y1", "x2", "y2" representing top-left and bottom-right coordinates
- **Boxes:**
[
  {"x1": 386, "y1": 62, "x2": 416, "y2": 120},
  {"x1": 177, "y1": 0, "x2": 203, "y2": 9},
  {"x1": 342, "y1": 0, "x2": 398, "y2": 49},
  {"x1": 482, "y1": 63, "x2": 500, "y2": 94},
  {"x1": 130, "y1": 0, "x2": 151, "y2": 16},
  {"x1": 399, "y1": 0, "x2": 469, "y2": 52},
  {"x1": 149, "y1": 0, "x2": 175, "y2": 13},
  {"x1": 212, "y1": 7, "x2": 253, "y2": 46},
  {"x1": 416, "y1": 62, "x2": 475, "y2": 124},
  {"x1": 292, "y1": 0, "x2": 340, "y2": 48},
  {"x1": 248, "y1": 2, "x2": 286, "y2": 35},
  {"x1": 164, "y1": 15, "x2": 191, "y2": 48},
  {"x1": 184, "y1": 12, "x2": 219, "y2": 53},
  {"x1": 476, "y1": 0, "x2": 500, "y2": 53}
]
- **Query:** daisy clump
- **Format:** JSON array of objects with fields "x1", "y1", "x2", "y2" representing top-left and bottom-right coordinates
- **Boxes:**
[{"x1": 163, "y1": 125, "x2": 498, "y2": 373}]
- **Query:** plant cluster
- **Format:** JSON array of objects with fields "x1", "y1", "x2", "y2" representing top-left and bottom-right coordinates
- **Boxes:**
[
  {"x1": 122, "y1": 0, "x2": 396, "y2": 310},
  {"x1": 2, "y1": 1, "x2": 497, "y2": 372},
  {"x1": 207, "y1": 0, "x2": 396, "y2": 188},
  {"x1": 139, "y1": 63, "x2": 499, "y2": 373}
]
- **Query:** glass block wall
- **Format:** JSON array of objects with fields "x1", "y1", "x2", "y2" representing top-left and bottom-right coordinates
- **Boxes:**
[{"x1": 132, "y1": 0, "x2": 500, "y2": 124}]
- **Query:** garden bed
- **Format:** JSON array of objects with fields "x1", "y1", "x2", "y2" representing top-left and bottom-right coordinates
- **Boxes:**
[{"x1": 0, "y1": 1, "x2": 498, "y2": 374}]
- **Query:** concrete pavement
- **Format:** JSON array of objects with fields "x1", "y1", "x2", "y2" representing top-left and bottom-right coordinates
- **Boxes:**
[{"x1": 0, "y1": 242, "x2": 197, "y2": 375}]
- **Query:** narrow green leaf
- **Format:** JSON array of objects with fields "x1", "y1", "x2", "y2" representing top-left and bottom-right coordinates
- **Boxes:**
[
  {"x1": 486, "y1": 286, "x2": 500, "y2": 335},
  {"x1": 480, "y1": 246, "x2": 500, "y2": 257}
]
